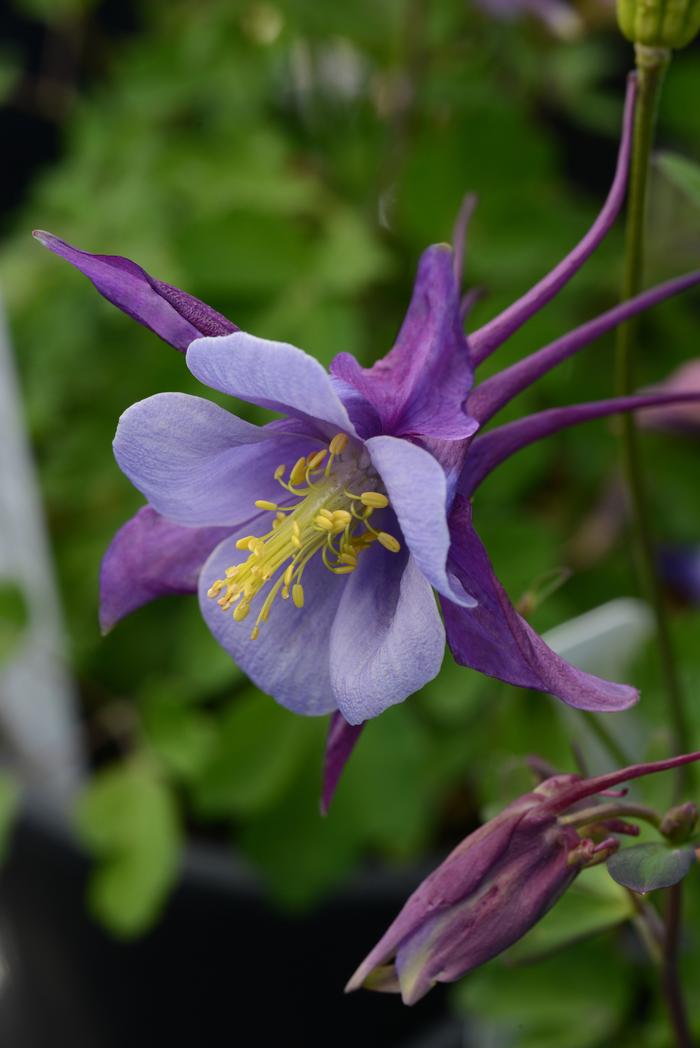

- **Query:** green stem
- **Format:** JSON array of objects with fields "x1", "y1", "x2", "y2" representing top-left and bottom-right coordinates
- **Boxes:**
[
  {"x1": 559, "y1": 800, "x2": 661, "y2": 829},
  {"x1": 581, "y1": 711, "x2": 632, "y2": 767},
  {"x1": 615, "y1": 46, "x2": 691, "y2": 801}
]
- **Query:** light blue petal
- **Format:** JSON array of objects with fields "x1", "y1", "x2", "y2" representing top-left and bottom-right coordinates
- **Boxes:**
[
  {"x1": 198, "y1": 525, "x2": 342, "y2": 716},
  {"x1": 366, "y1": 435, "x2": 477, "y2": 608},
  {"x1": 187, "y1": 332, "x2": 357, "y2": 437},
  {"x1": 330, "y1": 548, "x2": 445, "y2": 723},
  {"x1": 114, "y1": 392, "x2": 319, "y2": 526}
]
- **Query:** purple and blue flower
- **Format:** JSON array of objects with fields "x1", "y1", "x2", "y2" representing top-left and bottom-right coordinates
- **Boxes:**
[{"x1": 35, "y1": 74, "x2": 700, "y2": 803}]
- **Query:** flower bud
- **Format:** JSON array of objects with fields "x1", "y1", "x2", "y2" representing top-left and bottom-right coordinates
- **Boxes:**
[
  {"x1": 660, "y1": 801, "x2": 699, "y2": 843},
  {"x1": 616, "y1": 0, "x2": 700, "y2": 49},
  {"x1": 345, "y1": 788, "x2": 584, "y2": 1005},
  {"x1": 348, "y1": 751, "x2": 700, "y2": 1004}
]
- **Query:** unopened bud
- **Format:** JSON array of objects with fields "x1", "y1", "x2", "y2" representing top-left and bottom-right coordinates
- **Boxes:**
[
  {"x1": 568, "y1": 836, "x2": 620, "y2": 868},
  {"x1": 660, "y1": 802, "x2": 699, "y2": 844},
  {"x1": 617, "y1": 0, "x2": 700, "y2": 49}
]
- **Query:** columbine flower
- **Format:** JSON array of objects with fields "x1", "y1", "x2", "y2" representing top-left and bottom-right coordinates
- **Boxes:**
[
  {"x1": 35, "y1": 75, "x2": 700, "y2": 786},
  {"x1": 346, "y1": 751, "x2": 700, "y2": 1004}
]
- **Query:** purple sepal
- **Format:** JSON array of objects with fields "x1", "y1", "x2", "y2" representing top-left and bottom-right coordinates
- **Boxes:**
[
  {"x1": 99, "y1": 505, "x2": 230, "y2": 632},
  {"x1": 346, "y1": 789, "x2": 581, "y2": 1003},
  {"x1": 321, "y1": 712, "x2": 366, "y2": 815},
  {"x1": 468, "y1": 269, "x2": 700, "y2": 425},
  {"x1": 469, "y1": 75, "x2": 636, "y2": 365},
  {"x1": 33, "y1": 231, "x2": 237, "y2": 351},
  {"x1": 461, "y1": 390, "x2": 700, "y2": 497},
  {"x1": 330, "y1": 245, "x2": 477, "y2": 442},
  {"x1": 441, "y1": 498, "x2": 638, "y2": 712}
]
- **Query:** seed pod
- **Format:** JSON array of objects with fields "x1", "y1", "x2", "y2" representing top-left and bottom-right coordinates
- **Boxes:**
[{"x1": 617, "y1": 0, "x2": 700, "y2": 49}]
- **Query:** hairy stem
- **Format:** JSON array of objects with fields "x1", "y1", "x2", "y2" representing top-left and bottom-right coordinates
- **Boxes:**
[{"x1": 614, "y1": 46, "x2": 691, "y2": 801}]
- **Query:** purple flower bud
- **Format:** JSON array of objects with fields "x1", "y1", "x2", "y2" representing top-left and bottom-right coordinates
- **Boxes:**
[
  {"x1": 348, "y1": 750, "x2": 700, "y2": 1004},
  {"x1": 346, "y1": 786, "x2": 583, "y2": 1004}
]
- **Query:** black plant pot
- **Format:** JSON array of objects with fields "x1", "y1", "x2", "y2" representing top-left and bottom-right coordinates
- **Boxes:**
[{"x1": 0, "y1": 810, "x2": 465, "y2": 1048}]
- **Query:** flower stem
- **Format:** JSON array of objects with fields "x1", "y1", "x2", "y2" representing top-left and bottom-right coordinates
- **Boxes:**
[
  {"x1": 662, "y1": 884, "x2": 694, "y2": 1048},
  {"x1": 615, "y1": 47, "x2": 691, "y2": 800},
  {"x1": 559, "y1": 800, "x2": 661, "y2": 829},
  {"x1": 581, "y1": 710, "x2": 632, "y2": 767}
]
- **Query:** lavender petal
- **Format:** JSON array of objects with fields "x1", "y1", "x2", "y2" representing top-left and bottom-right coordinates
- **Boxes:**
[
  {"x1": 330, "y1": 546, "x2": 445, "y2": 724},
  {"x1": 114, "y1": 392, "x2": 321, "y2": 526},
  {"x1": 187, "y1": 332, "x2": 357, "y2": 438}
]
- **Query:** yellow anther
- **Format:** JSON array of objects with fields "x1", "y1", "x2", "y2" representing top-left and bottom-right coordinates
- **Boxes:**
[
  {"x1": 208, "y1": 432, "x2": 399, "y2": 639},
  {"x1": 290, "y1": 457, "x2": 307, "y2": 485},
  {"x1": 360, "y1": 491, "x2": 389, "y2": 509},
  {"x1": 314, "y1": 515, "x2": 334, "y2": 532},
  {"x1": 308, "y1": 450, "x2": 327, "y2": 470},
  {"x1": 377, "y1": 532, "x2": 401, "y2": 553},
  {"x1": 329, "y1": 433, "x2": 349, "y2": 455}
]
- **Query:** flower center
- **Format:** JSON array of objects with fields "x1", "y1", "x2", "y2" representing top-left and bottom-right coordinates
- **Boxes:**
[{"x1": 207, "y1": 432, "x2": 401, "y2": 640}]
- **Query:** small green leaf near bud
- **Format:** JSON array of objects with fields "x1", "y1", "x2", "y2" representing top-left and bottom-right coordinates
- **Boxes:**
[
  {"x1": 607, "y1": 841, "x2": 696, "y2": 894},
  {"x1": 617, "y1": 0, "x2": 700, "y2": 49}
]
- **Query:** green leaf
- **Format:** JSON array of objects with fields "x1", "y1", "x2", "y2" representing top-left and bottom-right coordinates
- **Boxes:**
[
  {"x1": 191, "y1": 691, "x2": 317, "y2": 819},
  {"x1": 141, "y1": 687, "x2": 215, "y2": 783},
  {"x1": 454, "y1": 939, "x2": 627, "y2": 1048},
  {"x1": 238, "y1": 754, "x2": 363, "y2": 910},
  {"x1": 607, "y1": 842, "x2": 696, "y2": 895},
  {"x1": 75, "y1": 762, "x2": 181, "y2": 937},
  {"x1": 505, "y1": 865, "x2": 636, "y2": 964},
  {"x1": 656, "y1": 152, "x2": 700, "y2": 209},
  {"x1": 0, "y1": 581, "x2": 29, "y2": 665}
]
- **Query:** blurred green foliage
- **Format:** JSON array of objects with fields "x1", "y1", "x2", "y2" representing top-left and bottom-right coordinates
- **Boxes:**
[{"x1": 2, "y1": 0, "x2": 700, "y2": 1039}]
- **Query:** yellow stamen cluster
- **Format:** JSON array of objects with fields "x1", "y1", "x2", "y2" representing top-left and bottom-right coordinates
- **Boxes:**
[{"x1": 207, "y1": 432, "x2": 401, "y2": 640}]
